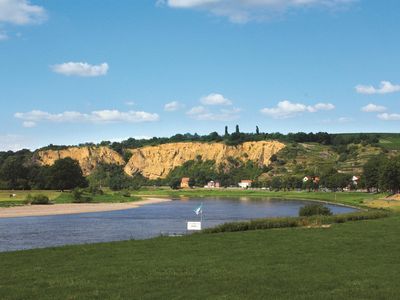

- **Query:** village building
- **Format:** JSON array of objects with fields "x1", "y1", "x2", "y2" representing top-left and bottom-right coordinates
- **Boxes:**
[
  {"x1": 180, "y1": 177, "x2": 190, "y2": 189},
  {"x1": 205, "y1": 181, "x2": 221, "y2": 188},
  {"x1": 303, "y1": 176, "x2": 320, "y2": 184},
  {"x1": 238, "y1": 180, "x2": 252, "y2": 189},
  {"x1": 352, "y1": 176, "x2": 361, "y2": 186}
]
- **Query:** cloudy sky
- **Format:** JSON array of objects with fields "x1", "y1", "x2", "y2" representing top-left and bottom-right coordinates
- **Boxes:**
[{"x1": 1, "y1": 0, "x2": 399, "y2": 150}]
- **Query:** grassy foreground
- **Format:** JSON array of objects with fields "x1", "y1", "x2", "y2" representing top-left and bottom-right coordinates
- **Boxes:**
[{"x1": 0, "y1": 214, "x2": 399, "y2": 299}]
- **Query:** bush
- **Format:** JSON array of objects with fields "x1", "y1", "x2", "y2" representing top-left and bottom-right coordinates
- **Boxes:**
[
  {"x1": 121, "y1": 190, "x2": 131, "y2": 197},
  {"x1": 299, "y1": 203, "x2": 332, "y2": 217},
  {"x1": 86, "y1": 185, "x2": 104, "y2": 196},
  {"x1": 25, "y1": 194, "x2": 51, "y2": 205},
  {"x1": 72, "y1": 188, "x2": 92, "y2": 203},
  {"x1": 72, "y1": 196, "x2": 92, "y2": 203}
]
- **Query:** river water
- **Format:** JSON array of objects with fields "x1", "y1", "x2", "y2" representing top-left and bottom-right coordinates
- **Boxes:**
[{"x1": 0, "y1": 198, "x2": 357, "y2": 252}]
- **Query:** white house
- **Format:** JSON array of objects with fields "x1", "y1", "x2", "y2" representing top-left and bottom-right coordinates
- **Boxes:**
[{"x1": 238, "y1": 180, "x2": 252, "y2": 189}]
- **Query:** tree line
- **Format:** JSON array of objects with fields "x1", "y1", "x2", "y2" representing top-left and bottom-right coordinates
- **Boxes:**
[
  {"x1": 0, "y1": 151, "x2": 87, "y2": 190},
  {"x1": 363, "y1": 155, "x2": 400, "y2": 194},
  {"x1": 38, "y1": 128, "x2": 383, "y2": 154}
]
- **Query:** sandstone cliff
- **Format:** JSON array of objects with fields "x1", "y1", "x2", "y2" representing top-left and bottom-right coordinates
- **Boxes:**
[
  {"x1": 124, "y1": 141, "x2": 285, "y2": 179},
  {"x1": 36, "y1": 146, "x2": 125, "y2": 176}
]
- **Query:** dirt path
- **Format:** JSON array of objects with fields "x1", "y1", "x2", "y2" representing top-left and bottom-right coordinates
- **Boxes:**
[{"x1": 0, "y1": 198, "x2": 171, "y2": 218}]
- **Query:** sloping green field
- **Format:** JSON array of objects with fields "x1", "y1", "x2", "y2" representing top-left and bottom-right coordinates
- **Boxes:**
[
  {"x1": 379, "y1": 134, "x2": 400, "y2": 150},
  {"x1": 0, "y1": 214, "x2": 399, "y2": 299}
]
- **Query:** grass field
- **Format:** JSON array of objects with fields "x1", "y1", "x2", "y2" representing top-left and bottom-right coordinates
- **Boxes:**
[
  {"x1": 0, "y1": 190, "x2": 140, "y2": 207},
  {"x1": 0, "y1": 213, "x2": 399, "y2": 299},
  {"x1": 0, "y1": 190, "x2": 62, "y2": 207}
]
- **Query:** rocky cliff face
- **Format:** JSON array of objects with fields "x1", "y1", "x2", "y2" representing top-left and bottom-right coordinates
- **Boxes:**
[
  {"x1": 35, "y1": 141, "x2": 285, "y2": 179},
  {"x1": 36, "y1": 146, "x2": 125, "y2": 176},
  {"x1": 124, "y1": 141, "x2": 285, "y2": 179}
]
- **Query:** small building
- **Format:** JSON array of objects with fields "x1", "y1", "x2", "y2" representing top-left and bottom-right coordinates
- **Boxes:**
[
  {"x1": 352, "y1": 176, "x2": 361, "y2": 186},
  {"x1": 180, "y1": 177, "x2": 190, "y2": 189},
  {"x1": 205, "y1": 181, "x2": 221, "y2": 188},
  {"x1": 303, "y1": 176, "x2": 320, "y2": 184},
  {"x1": 238, "y1": 180, "x2": 252, "y2": 189}
]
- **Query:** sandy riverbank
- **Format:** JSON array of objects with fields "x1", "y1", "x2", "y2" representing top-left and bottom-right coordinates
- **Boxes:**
[{"x1": 0, "y1": 198, "x2": 171, "y2": 218}]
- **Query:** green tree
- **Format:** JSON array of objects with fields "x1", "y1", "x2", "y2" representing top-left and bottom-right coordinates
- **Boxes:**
[
  {"x1": 379, "y1": 157, "x2": 400, "y2": 194},
  {"x1": 363, "y1": 155, "x2": 385, "y2": 192},
  {"x1": 0, "y1": 156, "x2": 30, "y2": 189},
  {"x1": 49, "y1": 158, "x2": 87, "y2": 190}
]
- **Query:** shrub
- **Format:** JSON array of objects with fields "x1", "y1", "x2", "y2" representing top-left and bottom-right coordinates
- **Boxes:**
[
  {"x1": 72, "y1": 196, "x2": 92, "y2": 203},
  {"x1": 72, "y1": 188, "x2": 92, "y2": 203},
  {"x1": 86, "y1": 185, "x2": 104, "y2": 196},
  {"x1": 299, "y1": 203, "x2": 332, "y2": 217},
  {"x1": 25, "y1": 194, "x2": 51, "y2": 205},
  {"x1": 121, "y1": 190, "x2": 131, "y2": 197}
]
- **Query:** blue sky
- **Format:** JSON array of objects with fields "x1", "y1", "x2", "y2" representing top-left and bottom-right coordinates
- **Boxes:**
[{"x1": 0, "y1": 0, "x2": 399, "y2": 151}]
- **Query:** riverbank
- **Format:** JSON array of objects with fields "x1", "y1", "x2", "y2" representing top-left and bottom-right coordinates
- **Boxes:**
[{"x1": 0, "y1": 198, "x2": 170, "y2": 218}]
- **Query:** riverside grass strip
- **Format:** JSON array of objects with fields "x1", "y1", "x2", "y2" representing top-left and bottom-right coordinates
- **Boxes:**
[{"x1": 202, "y1": 210, "x2": 391, "y2": 233}]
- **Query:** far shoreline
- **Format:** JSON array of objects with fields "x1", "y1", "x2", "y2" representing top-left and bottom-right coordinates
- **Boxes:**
[{"x1": 0, "y1": 198, "x2": 171, "y2": 219}]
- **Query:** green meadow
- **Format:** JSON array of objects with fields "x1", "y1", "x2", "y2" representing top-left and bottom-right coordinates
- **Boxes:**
[
  {"x1": 0, "y1": 213, "x2": 399, "y2": 299},
  {"x1": 0, "y1": 189, "x2": 140, "y2": 207}
]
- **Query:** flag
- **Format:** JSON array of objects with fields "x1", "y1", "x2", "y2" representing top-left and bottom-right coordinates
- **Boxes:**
[{"x1": 194, "y1": 203, "x2": 203, "y2": 215}]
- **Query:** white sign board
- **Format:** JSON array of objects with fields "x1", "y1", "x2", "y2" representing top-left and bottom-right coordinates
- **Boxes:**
[{"x1": 187, "y1": 221, "x2": 202, "y2": 231}]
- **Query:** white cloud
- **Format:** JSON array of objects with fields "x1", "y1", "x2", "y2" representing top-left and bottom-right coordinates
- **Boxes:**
[
  {"x1": 200, "y1": 93, "x2": 232, "y2": 106},
  {"x1": 361, "y1": 103, "x2": 387, "y2": 113},
  {"x1": 312, "y1": 103, "x2": 335, "y2": 111},
  {"x1": 125, "y1": 101, "x2": 135, "y2": 106},
  {"x1": 51, "y1": 62, "x2": 109, "y2": 77},
  {"x1": 187, "y1": 105, "x2": 240, "y2": 121},
  {"x1": 0, "y1": 0, "x2": 46, "y2": 25},
  {"x1": 15, "y1": 109, "x2": 159, "y2": 126},
  {"x1": 377, "y1": 113, "x2": 400, "y2": 121},
  {"x1": 22, "y1": 121, "x2": 36, "y2": 128},
  {"x1": 161, "y1": 0, "x2": 354, "y2": 23},
  {"x1": 0, "y1": 31, "x2": 8, "y2": 41},
  {"x1": 356, "y1": 81, "x2": 400, "y2": 95},
  {"x1": 260, "y1": 100, "x2": 335, "y2": 119},
  {"x1": 187, "y1": 106, "x2": 208, "y2": 115},
  {"x1": 164, "y1": 101, "x2": 183, "y2": 111}
]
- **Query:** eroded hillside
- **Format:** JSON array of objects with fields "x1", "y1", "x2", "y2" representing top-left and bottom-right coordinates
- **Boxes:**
[
  {"x1": 36, "y1": 146, "x2": 125, "y2": 175},
  {"x1": 124, "y1": 141, "x2": 286, "y2": 179}
]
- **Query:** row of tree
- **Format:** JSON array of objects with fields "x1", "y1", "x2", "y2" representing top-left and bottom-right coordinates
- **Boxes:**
[
  {"x1": 363, "y1": 155, "x2": 400, "y2": 194},
  {"x1": 38, "y1": 129, "x2": 382, "y2": 153}
]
